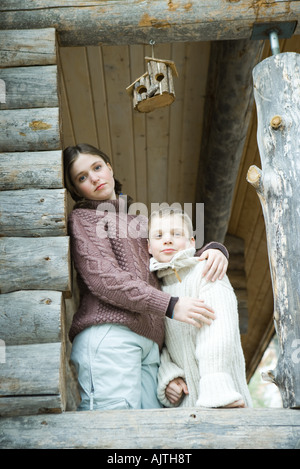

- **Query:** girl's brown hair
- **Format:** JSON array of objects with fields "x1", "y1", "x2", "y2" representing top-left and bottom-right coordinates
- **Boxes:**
[{"x1": 63, "y1": 143, "x2": 122, "y2": 203}]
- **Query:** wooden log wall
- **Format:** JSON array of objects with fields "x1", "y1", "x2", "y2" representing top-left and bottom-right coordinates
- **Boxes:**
[{"x1": 0, "y1": 29, "x2": 74, "y2": 417}]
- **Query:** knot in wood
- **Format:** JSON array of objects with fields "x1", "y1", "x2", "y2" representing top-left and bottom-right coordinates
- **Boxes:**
[{"x1": 270, "y1": 115, "x2": 282, "y2": 130}]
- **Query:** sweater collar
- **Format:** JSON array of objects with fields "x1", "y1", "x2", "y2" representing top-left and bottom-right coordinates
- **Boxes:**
[
  {"x1": 149, "y1": 247, "x2": 197, "y2": 280},
  {"x1": 74, "y1": 196, "x2": 128, "y2": 213}
]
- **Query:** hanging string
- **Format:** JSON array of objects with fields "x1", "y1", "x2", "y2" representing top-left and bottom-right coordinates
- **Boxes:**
[{"x1": 150, "y1": 39, "x2": 155, "y2": 59}]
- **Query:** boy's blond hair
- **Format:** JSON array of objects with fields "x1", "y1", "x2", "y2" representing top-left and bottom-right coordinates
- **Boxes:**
[{"x1": 149, "y1": 208, "x2": 194, "y2": 239}]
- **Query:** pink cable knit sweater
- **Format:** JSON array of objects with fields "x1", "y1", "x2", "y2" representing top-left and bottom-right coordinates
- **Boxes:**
[{"x1": 68, "y1": 198, "x2": 228, "y2": 349}]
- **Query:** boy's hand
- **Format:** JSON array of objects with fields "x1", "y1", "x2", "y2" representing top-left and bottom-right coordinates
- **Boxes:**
[
  {"x1": 166, "y1": 378, "x2": 189, "y2": 405},
  {"x1": 199, "y1": 249, "x2": 228, "y2": 282},
  {"x1": 173, "y1": 297, "x2": 215, "y2": 328}
]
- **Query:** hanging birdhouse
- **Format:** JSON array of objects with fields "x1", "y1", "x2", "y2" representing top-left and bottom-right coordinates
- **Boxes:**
[{"x1": 126, "y1": 57, "x2": 178, "y2": 113}]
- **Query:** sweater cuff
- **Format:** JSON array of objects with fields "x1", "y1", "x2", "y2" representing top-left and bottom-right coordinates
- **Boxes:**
[
  {"x1": 157, "y1": 366, "x2": 186, "y2": 408},
  {"x1": 196, "y1": 241, "x2": 229, "y2": 260},
  {"x1": 166, "y1": 297, "x2": 179, "y2": 318},
  {"x1": 196, "y1": 372, "x2": 243, "y2": 408}
]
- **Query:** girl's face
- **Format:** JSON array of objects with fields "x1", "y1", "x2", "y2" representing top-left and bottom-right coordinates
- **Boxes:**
[{"x1": 70, "y1": 153, "x2": 116, "y2": 201}]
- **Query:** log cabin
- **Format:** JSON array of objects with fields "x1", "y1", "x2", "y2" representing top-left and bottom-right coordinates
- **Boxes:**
[{"x1": 0, "y1": 1, "x2": 300, "y2": 449}]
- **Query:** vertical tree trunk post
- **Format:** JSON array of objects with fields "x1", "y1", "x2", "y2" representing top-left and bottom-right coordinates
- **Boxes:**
[{"x1": 247, "y1": 52, "x2": 300, "y2": 408}]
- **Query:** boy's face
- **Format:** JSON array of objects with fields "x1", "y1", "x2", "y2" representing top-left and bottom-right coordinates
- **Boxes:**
[{"x1": 148, "y1": 214, "x2": 195, "y2": 263}]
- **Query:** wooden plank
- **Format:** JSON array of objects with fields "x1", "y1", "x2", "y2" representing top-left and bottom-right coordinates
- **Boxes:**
[
  {"x1": 0, "y1": 341, "x2": 66, "y2": 416},
  {"x1": 167, "y1": 42, "x2": 187, "y2": 205},
  {"x1": 0, "y1": 236, "x2": 70, "y2": 294},
  {"x1": 0, "y1": 151, "x2": 63, "y2": 190},
  {"x1": 0, "y1": 356, "x2": 78, "y2": 417},
  {"x1": 129, "y1": 44, "x2": 148, "y2": 206},
  {"x1": 0, "y1": 395, "x2": 64, "y2": 418},
  {"x1": 0, "y1": 65, "x2": 58, "y2": 110},
  {"x1": 179, "y1": 42, "x2": 210, "y2": 205},
  {"x1": 0, "y1": 342, "x2": 62, "y2": 396},
  {"x1": 102, "y1": 45, "x2": 136, "y2": 198},
  {"x1": 0, "y1": 189, "x2": 67, "y2": 237},
  {"x1": 86, "y1": 46, "x2": 112, "y2": 156},
  {"x1": 0, "y1": 290, "x2": 63, "y2": 345},
  {"x1": 0, "y1": 2, "x2": 299, "y2": 45},
  {"x1": 0, "y1": 107, "x2": 61, "y2": 152},
  {"x1": 0, "y1": 408, "x2": 299, "y2": 449},
  {"x1": 57, "y1": 49, "x2": 75, "y2": 148},
  {"x1": 58, "y1": 47, "x2": 98, "y2": 147},
  {"x1": 57, "y1": 83, "x2": 74, "y2": 147},
  {"x1": 146, "y1": 44, "x2": 171, "y2": 205},
  {"x1": 0, "y1": 29, "x2": 57, "y2": 67},
  {"x1": 0, "y1": 354, "x2": 79, "y2": 418}
]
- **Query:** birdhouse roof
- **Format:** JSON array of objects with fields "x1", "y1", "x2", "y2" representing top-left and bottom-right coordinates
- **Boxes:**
[
  {"x1": 126, "y1": 71, "x2": 149, "y2": 96},
  {"x1": 144, "y1": 57, "x2": 178, "y2": 77}
]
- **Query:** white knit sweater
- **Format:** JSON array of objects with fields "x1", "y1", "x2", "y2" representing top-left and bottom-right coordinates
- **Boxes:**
[{"x1": 150, "y1": 248, "x2": 253, "y2": 408}]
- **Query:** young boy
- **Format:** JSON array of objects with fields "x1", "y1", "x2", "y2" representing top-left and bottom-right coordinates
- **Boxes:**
[{"x1": 148, "y1": 208, "x2": 252, "y2": 408}]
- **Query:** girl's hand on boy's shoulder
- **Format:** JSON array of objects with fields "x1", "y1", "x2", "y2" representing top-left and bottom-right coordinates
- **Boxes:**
[{"x1": 198, "y1": 249, "x2": 228, "y2": 282}]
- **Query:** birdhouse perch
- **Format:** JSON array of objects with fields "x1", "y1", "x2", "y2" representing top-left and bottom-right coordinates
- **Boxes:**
[{"x1": 126, "y1": 57, "x2": 178, "y2": 113}]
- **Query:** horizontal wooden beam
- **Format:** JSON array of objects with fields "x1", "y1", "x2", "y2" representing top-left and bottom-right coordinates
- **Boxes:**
[
  {"x1": 0, "y1": 408, "x2": 299, "y2": 449},
  {"x1": 0, "y1": 108, "x2": 61, "y2": 152},
  {"x1": 0, "y1": 237, "x2": 70, "y2": 294},
  {"x1": 0, "y1": 342, "x2": 62, "y2": 396},
  {"x1": 0, "y1": 1, "x2": 299, "y2": 46},
  {"x1": 0, "y1": 356, "x2": 79, "y2": 417},
  {"x1": 0, "y1": 151, "x2": 63, "y2": 190},
  {"x1": 0, "y1": 65, "x2": 58, "y2": 110},
  {"x1": 0, "y1": 395, "x2": 64, "y2": 418},
  {"x1": 0, "y1": 342, "x2": 68, "y2": 417},
  {"x1": 0, "y1": 290, "x2": 63, "y2": 345},
  {"x1": 0, "y1": 189, "x2": 67, "y2": 237},
  {"x1": 0, "y1": 29, "x2": 57, "y2": 67}
]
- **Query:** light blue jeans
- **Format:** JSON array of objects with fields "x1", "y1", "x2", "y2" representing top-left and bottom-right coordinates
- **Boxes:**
[{"x1": 71, "y1": 324, "x2": 162, "y2": 410}]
